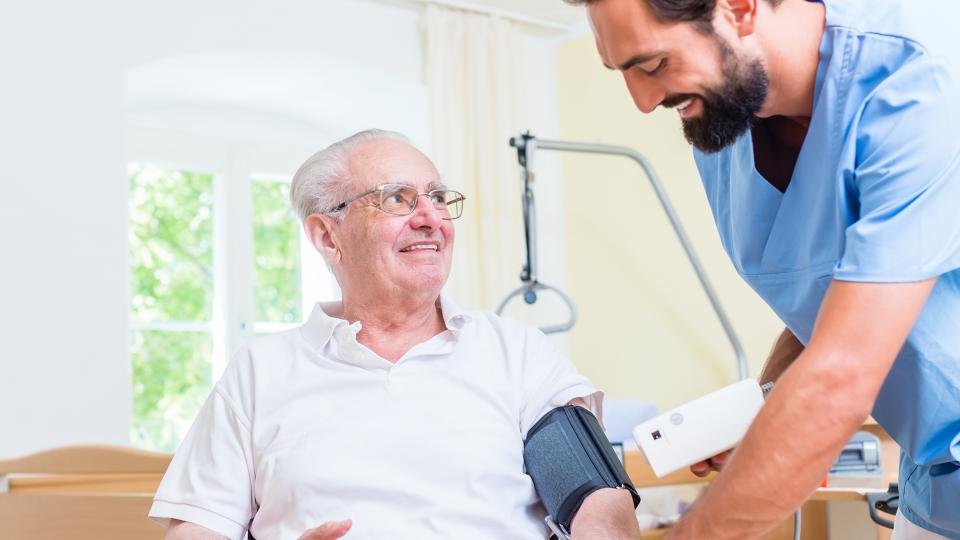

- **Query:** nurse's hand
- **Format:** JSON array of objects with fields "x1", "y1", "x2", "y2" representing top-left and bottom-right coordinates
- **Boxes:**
[
  {"x1": 690, "y1": 450, "x2": 731, "y2": 477},
  {"x1": 297, "y1": 519, "x2": 352, "y2": 539}
]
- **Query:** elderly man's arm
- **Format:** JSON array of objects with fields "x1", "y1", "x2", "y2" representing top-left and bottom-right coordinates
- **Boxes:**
[
  {"x1": 571, "y1": 488, "x2": 641, "y2": 539},
  {"x1": 165, "y1": 519, "x2": 352, "y2": 540},
  {"x1": 564, "y1": 397, "x2": 642, "y2": 539},
  {"x1": 164, "y1": 520, "x2": 227, "y2": 540}
]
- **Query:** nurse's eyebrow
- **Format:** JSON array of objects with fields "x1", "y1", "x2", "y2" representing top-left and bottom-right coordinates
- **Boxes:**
[{"x1": 604, "y1": 52, "x2": 663, "y2": 71}]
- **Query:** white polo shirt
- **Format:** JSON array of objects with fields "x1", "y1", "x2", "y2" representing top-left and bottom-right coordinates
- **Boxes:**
[{"x1": 149, "y1": 293, "x2": 601, "y2": 540}]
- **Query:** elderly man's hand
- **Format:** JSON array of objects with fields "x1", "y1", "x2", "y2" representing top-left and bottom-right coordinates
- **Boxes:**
[{"x1": 297, "y1": 519, "x2": 352, "y2": 539}]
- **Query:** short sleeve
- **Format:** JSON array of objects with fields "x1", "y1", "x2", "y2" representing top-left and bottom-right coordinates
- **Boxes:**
[
  {"x1": 518, "y1": 328, "x2": 602, "y2": 439},
  {"x1": 834, "y1": 56, "x2": 960, "y2": 282},
  {"x1": 149, "y1": 350, "x2": 257, "y2": 540}
]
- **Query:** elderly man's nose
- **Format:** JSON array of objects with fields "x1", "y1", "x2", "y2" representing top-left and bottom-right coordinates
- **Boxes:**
[
  {"x1": 625, "y1": 74, "x2": 666, "y2": 114},
  {"x1": 409, "y1": 196, "x2": 443, "y2": 228}
]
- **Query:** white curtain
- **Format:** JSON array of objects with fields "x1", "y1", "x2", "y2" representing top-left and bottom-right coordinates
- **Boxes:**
[{"x1": 423, "y1": 4, "x2": 526, "y2": 312}]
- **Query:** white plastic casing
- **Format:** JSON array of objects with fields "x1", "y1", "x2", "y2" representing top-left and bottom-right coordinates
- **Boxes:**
[{"x1": 633, "y1": 378, "x2": 765, "y2": 477}]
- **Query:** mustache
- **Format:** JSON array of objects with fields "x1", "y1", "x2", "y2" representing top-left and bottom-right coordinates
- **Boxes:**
[{"x1": 661, "y1": 93, "x2": 701, "y2": 109}]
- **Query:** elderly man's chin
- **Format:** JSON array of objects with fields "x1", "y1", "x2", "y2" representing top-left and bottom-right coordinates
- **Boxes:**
[{"x1": 397, "y1": 254, "x2": 451, "y2": 293}]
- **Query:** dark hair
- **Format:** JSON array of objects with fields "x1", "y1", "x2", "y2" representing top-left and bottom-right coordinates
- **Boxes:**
[{"x1": 564, "y1": 0, "x2": 783, "y2": 33}]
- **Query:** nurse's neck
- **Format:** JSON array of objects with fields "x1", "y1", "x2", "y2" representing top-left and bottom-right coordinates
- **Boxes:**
[{"x1": 754, "y1": 0, "x2": 826, "y2": 125}]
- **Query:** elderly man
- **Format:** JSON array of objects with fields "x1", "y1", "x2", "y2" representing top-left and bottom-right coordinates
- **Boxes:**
[{"x1": 148, "y1": 129, "x2": 641, "y2": 540}]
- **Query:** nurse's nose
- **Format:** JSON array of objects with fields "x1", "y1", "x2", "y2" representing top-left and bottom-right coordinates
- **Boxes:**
[{"x1": 624, "y1": 72, "x2": 666, "y2": 114}]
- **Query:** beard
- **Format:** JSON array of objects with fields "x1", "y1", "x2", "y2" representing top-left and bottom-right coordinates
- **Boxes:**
[{"x1": 666, "y1": 41, "x2": 769, "y2": 153}]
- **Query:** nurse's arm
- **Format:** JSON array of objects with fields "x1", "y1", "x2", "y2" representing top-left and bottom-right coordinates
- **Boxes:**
[
  {"x1": 665, "y1": 278, "x2": 937, "y2": 540},
  {"x1": 758, "y1": 327, "x2": 805, "y2": 385}
]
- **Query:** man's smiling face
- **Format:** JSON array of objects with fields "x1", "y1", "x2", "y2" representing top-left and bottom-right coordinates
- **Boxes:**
[
  {"x1": 334, "y1": 139, "x2": 455, "y2": 299},
  {"x1": 588, "y1": 0, "x2": 769, "y2": 152}
]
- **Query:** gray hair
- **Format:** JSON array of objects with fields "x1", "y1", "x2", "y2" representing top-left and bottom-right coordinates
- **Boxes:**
[{"x1": 290, "y1": 128, "x2": 410, "y2": 221}]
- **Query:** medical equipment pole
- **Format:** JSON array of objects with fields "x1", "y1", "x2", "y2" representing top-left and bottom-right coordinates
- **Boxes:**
[{"x1": 512, "y1": 135, "x2": 749, "y2": 381}]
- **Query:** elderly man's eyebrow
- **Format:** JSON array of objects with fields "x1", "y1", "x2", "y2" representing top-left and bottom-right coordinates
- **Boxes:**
[
  {"x1": 604, "y1": 52, "x2": 663, "y2": 71},
  {"x1": 429, "y1": 180, "x2": 448, "y2": 191}
]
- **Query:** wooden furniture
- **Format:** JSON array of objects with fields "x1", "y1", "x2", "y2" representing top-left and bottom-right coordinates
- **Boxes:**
[{"x1": 0, "y1": 445, "x2": 172, "y2": 540}]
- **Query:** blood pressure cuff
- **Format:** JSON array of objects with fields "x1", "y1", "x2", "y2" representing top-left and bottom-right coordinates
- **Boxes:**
[{"x1": 523, "y1": 405, "x2": 641, "y2": 535}]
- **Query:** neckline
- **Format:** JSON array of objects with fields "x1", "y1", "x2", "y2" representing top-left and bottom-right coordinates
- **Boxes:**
[{"x1": 749, "y1": 0, "x2": 832, "y2": 195}]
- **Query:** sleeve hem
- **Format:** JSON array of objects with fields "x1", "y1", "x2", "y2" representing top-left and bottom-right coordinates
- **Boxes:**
[
  {"x1": 521, "y1": 386, "x2": 604, "y2": 438},
  {"x1": 557, "y1": 387, "x2": 604, "y2": 422},
  {"x1": 149, "y1": 499, "x2": 247, "y2": 540},
  {"x1": 831, "y1": 266, "x2": 957, "y2": 283}
]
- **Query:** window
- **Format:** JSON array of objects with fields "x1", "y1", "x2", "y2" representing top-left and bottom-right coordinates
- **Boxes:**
[
  {"x1": 251, "y1": 178, "x2": 303, "y2": 333},
  {"x1": 128, "y1": 161, "x2": 336, "y2": 452},
  {"x1": 129, "y1": 165, "x2": 215, "y2": 451}
]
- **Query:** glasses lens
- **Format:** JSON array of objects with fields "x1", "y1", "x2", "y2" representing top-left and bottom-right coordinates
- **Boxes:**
[
  {"x1": 434, "y1": 190, "x2": 464, "y2": 219},
  {"x1": 378, "y1": 184, "x2": 417, "y2": 215}
]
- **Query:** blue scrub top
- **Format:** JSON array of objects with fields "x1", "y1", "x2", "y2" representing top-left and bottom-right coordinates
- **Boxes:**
[{"x1": 693, "y1": 0, "x2": 960, "y2": 536}]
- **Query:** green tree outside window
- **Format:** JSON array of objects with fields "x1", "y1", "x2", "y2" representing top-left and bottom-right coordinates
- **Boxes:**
[{"x1": 129, "y1": 164, "x2": 214, "y2": 452}]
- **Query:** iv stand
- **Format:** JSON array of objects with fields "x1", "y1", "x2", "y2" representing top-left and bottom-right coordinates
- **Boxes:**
[{"x1": 507, "y1": 132, "x2": 748, "y2": 381}]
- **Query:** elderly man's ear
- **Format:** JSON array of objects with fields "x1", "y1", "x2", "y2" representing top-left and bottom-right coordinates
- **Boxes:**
[{"x1": 304, "y1": 214, "x2": 342, "y2": 265}]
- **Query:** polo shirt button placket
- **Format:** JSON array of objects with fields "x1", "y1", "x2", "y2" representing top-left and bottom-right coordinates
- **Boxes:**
[{"x1": 384, "y1": 366, "x2": 396, "y2": 395}]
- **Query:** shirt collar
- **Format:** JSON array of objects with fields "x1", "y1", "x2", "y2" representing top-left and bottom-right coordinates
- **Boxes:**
[
  {"x1": 299, "y1": 290, "x2": 473, "y2": 351},
  {"x1": 299, "y1": 300, "x2": 358, "y2": 352},
  {"x1": 437, "y1": 290, "x2": 472, "y2": 334}
]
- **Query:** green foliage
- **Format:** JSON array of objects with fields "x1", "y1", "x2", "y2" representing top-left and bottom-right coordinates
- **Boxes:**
[
  {"x1": 129, "y1": 165, "x2": 214, "y2": 322},
  {"x1": 128, "y1": 167, "x2": 302, "y2": 452},
  {"x1": 131, "y1": 330, "x2": 212, "y2": 451},
  {"x1": 129, "y1": 164, "x2": 214, "y2": 452},
  {"x1": 252, "y1": 180, "x2": 302, "y2": 323}
]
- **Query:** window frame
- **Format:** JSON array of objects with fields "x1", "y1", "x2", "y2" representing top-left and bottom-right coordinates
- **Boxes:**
[{"x1": 127, "y1": 129, "x2": 338, "y2": 451}]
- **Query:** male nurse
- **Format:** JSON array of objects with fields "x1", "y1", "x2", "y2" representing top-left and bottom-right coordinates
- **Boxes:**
[{"x1": 567, "y1": 0, "x2": 960, "y2": 538}]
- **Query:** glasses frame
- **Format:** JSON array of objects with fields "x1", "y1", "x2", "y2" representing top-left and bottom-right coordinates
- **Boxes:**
[{"x1": 324, "y1": 183, "x2": 466, "y2": 220}]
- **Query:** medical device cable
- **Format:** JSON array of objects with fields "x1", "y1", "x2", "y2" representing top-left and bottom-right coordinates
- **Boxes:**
[{"x1": 761, "y1": 382, "x2": 801, "y2": 540}]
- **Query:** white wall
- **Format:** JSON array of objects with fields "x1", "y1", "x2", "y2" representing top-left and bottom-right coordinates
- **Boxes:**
[
  {"x1": 0, "y1": 0, "x2": 565, "y2": 458},
  {"x1": 0, "y1": 1, "x2": 129, "y2": 458}
]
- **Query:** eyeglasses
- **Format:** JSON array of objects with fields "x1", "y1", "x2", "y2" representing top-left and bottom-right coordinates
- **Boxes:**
[{"x1": 325, "y1": 183, "x2": 466, "y2": 220}]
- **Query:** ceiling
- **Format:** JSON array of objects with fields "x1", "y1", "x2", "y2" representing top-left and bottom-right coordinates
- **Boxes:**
[
  {"x1": 420, "y1": 0, "x2": 590, "y2": 31},
  {"x1": 471, "y1": 0, "x2": 586, "y2": 24}
]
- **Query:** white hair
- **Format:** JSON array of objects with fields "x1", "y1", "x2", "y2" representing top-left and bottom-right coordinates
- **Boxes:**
[{"x1": 289, "y1": 128, "x2": 411, "y2": 221}]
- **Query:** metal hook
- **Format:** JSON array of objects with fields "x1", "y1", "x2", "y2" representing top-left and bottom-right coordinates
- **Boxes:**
[{"x1": 496, "y1": 132, "x2": 578, "y2": 334}]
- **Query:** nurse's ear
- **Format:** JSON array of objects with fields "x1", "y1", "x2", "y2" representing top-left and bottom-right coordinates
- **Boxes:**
[
  {"x1": 304, "y1": 213, "x2": 343, "y2": 265},
  {"x1": 715, "y1": 0, "x2": 758, "y2": 39}
]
